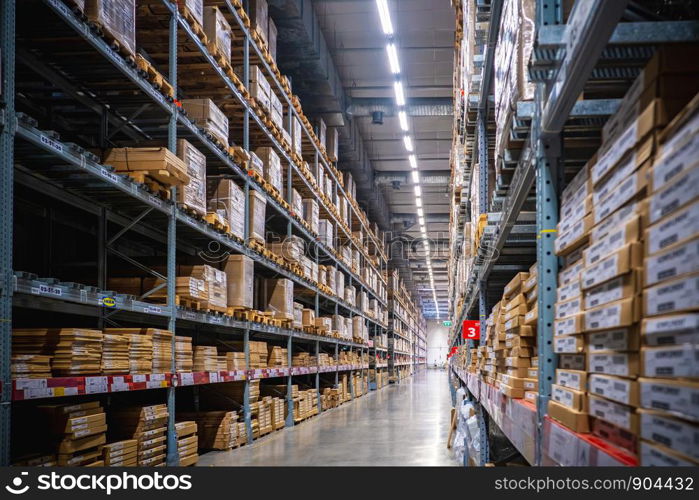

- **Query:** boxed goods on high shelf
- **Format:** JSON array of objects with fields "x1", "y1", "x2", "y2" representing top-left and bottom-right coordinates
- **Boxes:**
[
  {"x1": 86, "y1": 0, "x2": 137, "y2": 58},
  {"x1": 549, "y1": 47, "x2": 699, "y2": 465}
]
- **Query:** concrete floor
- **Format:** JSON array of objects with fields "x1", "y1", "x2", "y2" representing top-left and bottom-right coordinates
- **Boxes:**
[{"x1": 197, "y1": 368, "x2": 458, "y2": 466}]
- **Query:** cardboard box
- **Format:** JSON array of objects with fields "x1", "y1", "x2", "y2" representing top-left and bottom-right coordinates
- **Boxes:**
[
  {"x1": 588, "y1": 394, "x2": 638, "y2": 433},
  {"x1": 203, "y1": 6, "x2": 232, "y2": 64},
  {"x1": 587, "y1": 326, "x2": 640, "y2": 352},
  {"x1": 504, "y1": 273, "x2": 528, "y2": 298},
  {"x1": 555, "y1": 369, "x2": 587, "y2": 392},
  {"x1": 584, "y1": 216, "x2": 643, "y2": 268},
  {"x1": 303, "y1": 199, "x2": 319, "y2": 234},
  {"x1": 591, "y1": 199, "x2": 646, "y2": 243},
  {"x1": 584, "y1": 296, "x2": 640, "y2": 332},
  {"x1": 644, "y1": 272, "x2": 699, "y2": 316},
  {"x1": 652, "y1": 129, "x2": 699, "y2": 194},
  {"x1": 248, "y1": 190, "x2": 267, "y2": 244},
  {"x1": 592, "y1": 418, "x2": 637, "y2": 455},
  {"x1": 500, "y1": 384, "x2": 524, "y2": 399},
  {"x1": 555, "y1": 297, "x2": 582, "y2": 320},
  {"x1": 640, "y1": 440, "x2": 699, "y2": 466},
  {"x1": 207, "y1": 178, "x2": 245, "y2": 240},
  {"x1": 588, "y1": 352, "x2": 639, "y2": 378},
  {"x1": 522, "y1": 378, "x2": 538, "y2": 392},
  {"x1": 264, "y1": 279, "x2": 293, "y2": 320},
  {"x1": 557, "y1": 279, "x2": 581, "y2": 303},
  {"x1": 645, "y1": 199, "x2": 699, "y2": 256},
  {"x1": 552, "y1": 384, "x2": 587, "y2": 412},
  {"x1": 554, "y1": 314, "x2": 584, "y2": 336},
  {"x1": 640, "y1": 378, "x2": 699, "y2": 420},
  {"x1": 559, "y1": 260, "x2": 584, "y2": 286},
  {"x1": 558, "y1": 354, "x2": 586, "y2": 371},
  {"x1": 555, "y1": 214, "x2": 593, "y2": 256},
  {"x1": 589, "y1": 374, "x2": 639, "y2": 406},
  {"x1": 594, "y1": 161, "x2": 650, "y2": 225},
  {"x1": 639, "y1": 409, "x2": 699, "y2": 462},
  {"x1": 181, "y1": 99, "x2": 229, "y2": 146},
  {"x1": 593, "y1": 134, "x2": 654, "y2": 195},
  {"x1": 584, "y1": 272, "x2": 639, "y2": 310},
  {"x1": 255, "y1": 147, "x2": 282, "y2": 194},
  {"x1": 524, "y1": 391, "x2": 538, "y2": 404},
  {"x1": 224, "y1": 255, "x2": 253, "y2": 309},
  {"x1": 645, "y1": 237, "x2": 699, "y2": 287},
  {"x1": 527, "y1": 368, "x2": 538, "y2": 379},
  {"x1": 641, "y1": 313, "x2": 699, "y2": 346},
  {"x1": 553, "y1": 334, "x2": 585, "y2": 354},
  {"x1": 581, "y1": 242, "x2": 643, "y2": 291},
  {"x1": 642, "y1": 344, "x2": 699, "y2": 379},
  {"x1": 649, "y1": 165, "x2": 699, "y2": 224},
  {"x1": 524, "y1": 306, "x2": 537, "y2": 326},
  {"x1": 547, "y1": 400, "x2": 589, "y2": 433},
  {"x1": 559, "y1": 195, "x2": 593, "y2": 235},
  {"x1": 176, "y1": 139, "x2": 207, "y2": 217},
  {"x1": 505, "y1": 357, "x2": 530, "y2": 368}
]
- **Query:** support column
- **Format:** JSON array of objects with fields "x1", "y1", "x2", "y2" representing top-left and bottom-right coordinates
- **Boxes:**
[
  {"x1": 244, "y1": 328, "x2": 253, "y2": 443},
  {"x1": 285, "y1": 335, "x2": 294, "y2": 427},
  {"x1": 0, "y1": 0, "x2": 15, "y2": 467}
]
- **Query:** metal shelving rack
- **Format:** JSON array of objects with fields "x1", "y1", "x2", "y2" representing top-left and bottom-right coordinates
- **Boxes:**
[
  {"x1": 448, "y1": 0, "x2": 699, "y2": 466},
  {"x1": 0, "y1": 0, "x2": 393, "y2": 465}
]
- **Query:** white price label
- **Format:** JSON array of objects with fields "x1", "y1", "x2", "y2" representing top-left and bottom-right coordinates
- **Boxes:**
[
  {"x1": 40, "y1": 134, "x2": 63, "y2": 153},
  {"x1": 38, "y1": 284, "x2": 62, "y2": 296}
]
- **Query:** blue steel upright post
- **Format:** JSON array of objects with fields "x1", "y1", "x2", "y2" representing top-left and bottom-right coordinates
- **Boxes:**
[{"x1": 0, "y1": 0, "x2": 15, "y2": 467}]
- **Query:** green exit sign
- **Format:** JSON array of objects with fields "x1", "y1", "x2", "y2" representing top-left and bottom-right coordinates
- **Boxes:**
[{"x1": 443, "y1": 320, "x2": 452, "y2": 327}]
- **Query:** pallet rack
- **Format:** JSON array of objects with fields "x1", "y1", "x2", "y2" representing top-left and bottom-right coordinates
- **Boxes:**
[
  {"x1": 386, "y1": 272, "x2": 425, "y2": 383},
  {"x1": 447, "y1": 0, "x2": 699, "y2": 466},
  {"x1": 0, "y1": 0, "x2": 420, "y2": 465}
]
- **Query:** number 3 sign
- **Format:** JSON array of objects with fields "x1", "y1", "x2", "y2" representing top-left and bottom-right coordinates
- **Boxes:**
[{"x1": 462, "y1": 320, "x2": 480, "y2": 340}]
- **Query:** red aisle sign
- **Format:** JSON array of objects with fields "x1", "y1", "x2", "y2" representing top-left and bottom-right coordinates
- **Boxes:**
[{"x1": 462, "y1": 320, "x2": 481, "y2": 340}]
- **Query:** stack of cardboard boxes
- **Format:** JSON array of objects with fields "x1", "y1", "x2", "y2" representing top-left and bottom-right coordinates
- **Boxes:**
[
  {"x1": 178, "y1": 411, "x2": 239, "y2": 451},
  {"x1": 41, "y1": 401, "x2": 107, "y2": 466},
  {"x1": 175, "y1": 336, "x2": 193, "y2": 372},
  {"x1": 175, "y1": 421, "x2": 198, "y2": 466},
  {"x1": 193, "y1": 346, "x2": 219, "y2": 372},
  {"x1": 547, "y1": 48, "x2": 699, "y2": 464},
  {"x1": 110, "y1": 404, "x2": 168, "y2": 466}
]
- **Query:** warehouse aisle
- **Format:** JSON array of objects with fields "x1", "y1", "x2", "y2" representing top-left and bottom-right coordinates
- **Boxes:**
[{"x1": 197, "y1": 369, "x2": 457, "y2": 466}]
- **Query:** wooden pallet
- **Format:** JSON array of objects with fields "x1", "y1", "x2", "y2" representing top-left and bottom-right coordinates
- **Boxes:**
[
  {"x1": 179, "y1": 204, "x2": 206, "y2": 220},
  {"x1": 248, "y1": 238, "x2": 266, "y2": 255},
  {"x1": 178, "y1": 4, "x2": 208, "y2": 45},
  {"x1": 204, "y1": 212, "x2": 230, "y2": 234},
  {"x1": 87, "y1": 20, "x2": 136, "y2": 66},
  {"x1": 175, "y1": 295, "x2": 202, "y2": 311},
  {"x1": 228, "y1": 306, "x2": 254, "y2": 321},
  {"x1": 123, "y1": 171, "x2": 172, "y2": 199},
  {"x1": 136, "y1": 54, "x2": 175, "y2": 99},
  {"x1": 229, "y1": 145, "x2": 250, "y2": 167}
]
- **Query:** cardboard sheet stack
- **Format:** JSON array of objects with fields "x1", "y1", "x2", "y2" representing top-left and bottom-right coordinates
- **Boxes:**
[
  {"x1": 292, "y1": 352, "x2": 312, "y2": 367},
  {"x1": 189, "y1": 265, "x2": 227, "y2": 313},
  {"x1": 39, "y1": 401, "x2": 107, "y2": 466},
  {"x1": 128, "y1": 332, "x2": 153, "y2": 374},
  {"x1": 224, "y1": 254, "x2": 254, "y2": 309},
  {"x1": 110, "y1": 404, "x2": 168, "y2": 466},
  {"x1": 207, "y1": 178, "x2": 245, "y2": 240},
  {"x1": 267, "y1": 345, "x2": 288, "y2": 367},
  {"x1": 101, "y1": 332, "x2": 129, "y2": 375},
  {"x1": 149, "y1": 329, "x2": 173, "y2": 373},
  {"x1": 178, "y1": 411, "x2": 239, "y2": 450},
  {"x1": 181, "y1": 99, "x2": 229, "y2": 146},
  {"x1": 175, "y1": 336, "x2": 193, "y2": 372},
  {"x1": 225, "y1": 351, "x2": 246, "y2": 370},
  {"x1": 270, "y1": 397, "x2": 285, "y2": 430},
  {"x1": 102, "y1": 440, "x2": 137, "y2": 466},
  {"x1": 175, "y1": 421, "x2": 198, "y2": 466},
  {"x1": 176, "y1": 139, "x2": 207, "y2": 217},
  {"x1": 193, "y1": 346, "x2": 219, "y2": 372},
  {"x1": 11, "y1": 328, "x2": 56, "y2": 379},
  {"x1": 52, "y1": 329, "x2": 103, "y2": 376}
]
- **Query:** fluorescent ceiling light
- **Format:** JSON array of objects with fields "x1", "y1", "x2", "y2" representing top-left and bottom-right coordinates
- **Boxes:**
[
  {"x1": 418, "y1": 216, "x2": 425, "y2": 226},
  {"x1": 414, "y1": 185, "x2": 421, "y2": 197},
  {"x1": 394, "y1": 81, "x2": 405, "y2": 106},
  {"x1": 408, "y1": 154, "x2": 417, "y2": 168},
  {"x1": 411, "y1": 171, "x2": 419, "y2": 183},
  {"x1": 399, "y1": 112, "x2": 409, "y2": 132},
  {"x1": 403, "y1": 135, "x2": 413, "y2": 151},
  {"x1": 415, "y1": 197, "x2": 422, "y2": 208},
  {"x1": 422, "y1": 240, "x2": 429, "y2": 249},
  {"x1": 417, "y1": 207, "x2": 424, "y2": 217},
  {"x1": 386, "y1": 43, "x2": 400, "y2": 74},
  {"x1": 375, "y1": 0, "x2": 394, "y2": 35}
]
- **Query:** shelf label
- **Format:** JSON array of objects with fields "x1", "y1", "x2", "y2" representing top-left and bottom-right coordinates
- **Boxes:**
[
  {"x1": 40, "y1": 134, "x2": 63, "y2": 153},
  {"x1": 209, "y1": 316, "x2": 223, "y2": 324},
  {"x1": 100, "y1": 167, "x2": 120, "y2": 183},
  {"x1": 209, "y1": 372, "x2": 220, "y2": 383},
  {"x1": 143, "y1": 305, "x2": 162, "y2": 314},
  {"x1": 179, "y1": 373, "x2": 194, "y2": 386},
  {"x1": 38, "y1": 284, "x2": 62, "y2": 297}
]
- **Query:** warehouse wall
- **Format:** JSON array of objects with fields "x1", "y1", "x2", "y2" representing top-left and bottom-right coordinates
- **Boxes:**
[{"x1": 426, "y1": 321, "x2": 449, "y2": 367}]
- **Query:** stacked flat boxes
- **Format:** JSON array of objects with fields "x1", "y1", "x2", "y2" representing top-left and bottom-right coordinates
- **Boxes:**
[
  {"x1": 175, "y1": 421, "x2": 198, "y2": 466},
  {"x1": 110, "y1": 404, "x2": 168, "y2": 466}
]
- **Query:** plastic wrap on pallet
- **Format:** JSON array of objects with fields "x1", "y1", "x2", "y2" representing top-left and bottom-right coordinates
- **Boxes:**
[
  {"x1": 326, "y1": 266, "x2": 336, "y2": 295},
  {"x1": 224, "y1": 255, "x2": 254, "y2": 309},
  {"x1": 318, "y1": 219, "x2": 334, "y2": 248},
  {"x1": 336, "y1": 271, "x2": 345, "y2": 298},
  {"x1": 291, "y1": 188, "x2": 303, "y2": 216},
  {"x1": 293, "y1": 302, "x2": 303, "y2": 329},
  {"x1": 183, "y1": 0, "x2": 203, "y2": 26},
  {"x1": 249, "y1": 151, "x2": 264, "y2": 176},
  {"x1": 86, "y1": 0, "x2": 136, "y2": 57},
  {"x1": 203, "y1": 6, "x2": 232, "y2": 64},
  {"x1": 284, "y1": 110, "x2": 303, "y2": 156},
  {"x1": 236, "y1": 66, "x2": 271, "y2": 111},
  {"x1": 344, "y1": 286, "x2": 356, "y2": 307},
  {"x1": 248, "y1": 190, "x2": 267, "y2": 243},
  {"x1": 249, "y1": 0, "x2": 269, "y2": 46},
  {"x1": 206, "y1": 178, "x2": 245, "y2": 239},
  {"x1": 181, "y1": 99, "x2": 229, "y2": 146},
  {"x1": 270, "y1": 91, "x2": 283, "y2": 130},
  {"x1": 316, "y1": 117, "x2": 327, "y2": 152},
  {"x1": 326, "y1": 128, "x2": 339, "y2": 162},
  {"x1": 264, "y1": 279, "x2": 293, "y2": 320},
  {"x1": 176, "y1": 139, "x2": 206, "y2": 217},
  {"x1": 268, "y1": 18, "x2": 277, "y2": 61},
  {"x1": 302, "y1": 199, "x2": 319, "y2": 234},
  {"x1": 255, "y1": 147, "x2": 282, "y2": 194}
]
